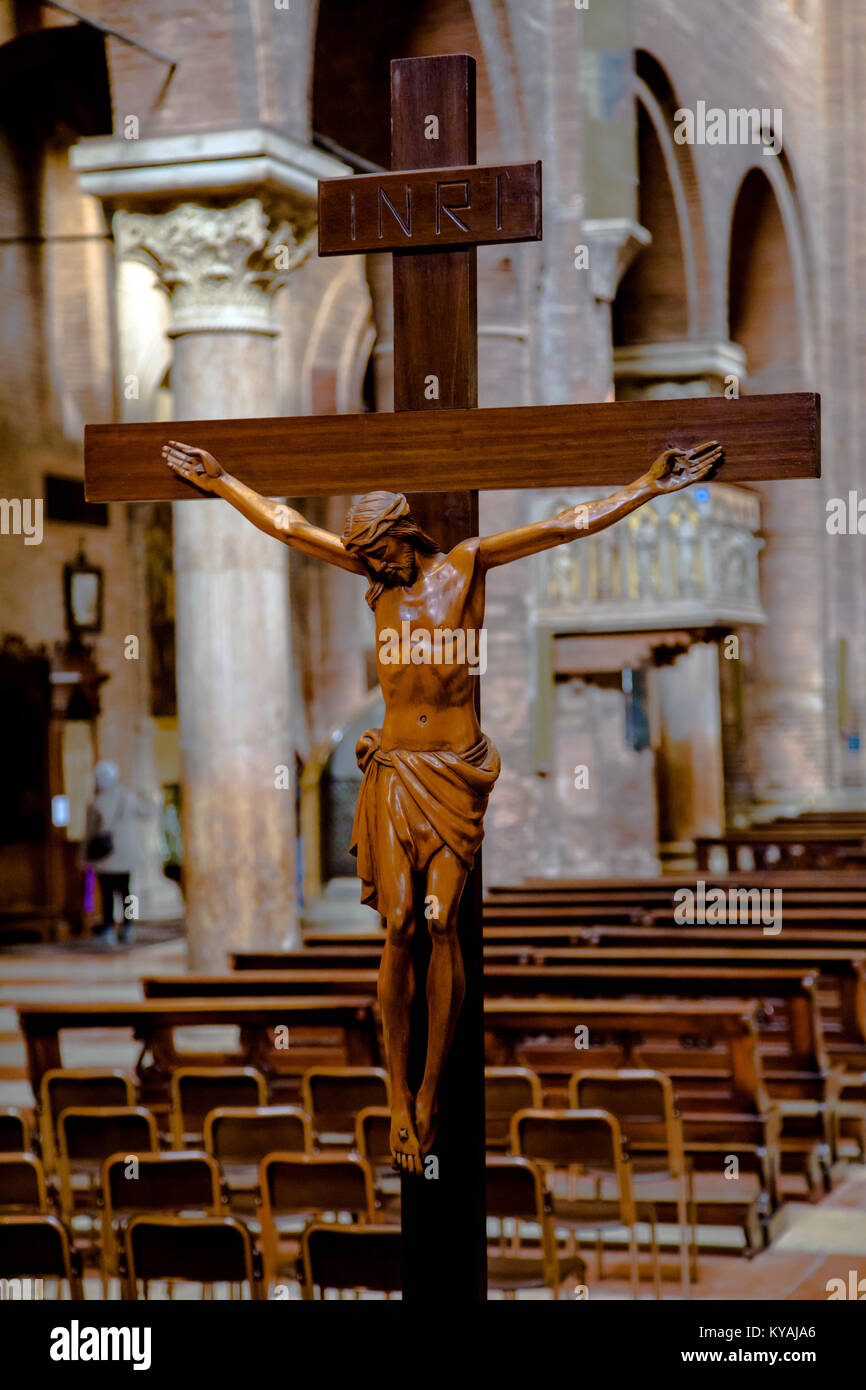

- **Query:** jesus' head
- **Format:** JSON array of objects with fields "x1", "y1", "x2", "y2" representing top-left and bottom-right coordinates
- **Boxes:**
[{"x1": 342, "y1": 491, "x2": 440, "y2": 605}]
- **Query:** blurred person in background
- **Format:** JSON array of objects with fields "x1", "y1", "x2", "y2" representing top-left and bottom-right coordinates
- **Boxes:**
[{"x1": 82, "y1": 761, "x2": 158, "y2": 944}]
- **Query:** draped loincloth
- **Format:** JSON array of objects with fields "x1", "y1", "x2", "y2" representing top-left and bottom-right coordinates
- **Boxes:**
[{"x1": 349, "y1": 728, "x2": 501, "y2": 915}]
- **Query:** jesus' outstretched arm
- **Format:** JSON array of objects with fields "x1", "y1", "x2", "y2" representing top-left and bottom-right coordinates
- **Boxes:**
[
  {"x1": 477, "y1": 440, "x2": 722, "y2": 570},
  {"x1": 162, "y1": 441, "x2": 368, "y2": 576}
]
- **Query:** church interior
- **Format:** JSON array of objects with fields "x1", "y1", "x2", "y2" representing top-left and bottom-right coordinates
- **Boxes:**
[{"x1": 2, "y1": 0, "x2": 866, "y2": 1313}]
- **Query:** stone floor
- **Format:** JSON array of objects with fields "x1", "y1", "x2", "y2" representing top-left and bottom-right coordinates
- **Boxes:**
[{"x1": 1, "y1": 933, "x2": 864, "y2": 1301}]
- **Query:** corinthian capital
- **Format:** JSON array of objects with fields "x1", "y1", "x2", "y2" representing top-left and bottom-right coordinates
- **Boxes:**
[{"x1": 114, "y1": 199, "x2": 313, "y2": 335}]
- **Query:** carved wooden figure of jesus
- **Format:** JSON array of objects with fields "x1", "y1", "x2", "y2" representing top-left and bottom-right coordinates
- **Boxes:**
[{"x1": 163, "y1": 437, "x2": 722, "y2": 1174}]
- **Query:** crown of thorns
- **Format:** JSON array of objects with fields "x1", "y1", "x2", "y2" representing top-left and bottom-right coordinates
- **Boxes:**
[{"x1": 341, "y1": 491, "x2": 410, "y2": 552}]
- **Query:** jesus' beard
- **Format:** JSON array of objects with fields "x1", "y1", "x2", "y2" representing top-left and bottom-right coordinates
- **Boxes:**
[{"x1": 363, "y1": 554, "x2": 418, "y2": 610}]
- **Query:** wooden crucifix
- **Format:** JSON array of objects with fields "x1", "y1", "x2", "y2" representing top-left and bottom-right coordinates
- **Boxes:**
[{"x1": 85, "y1": 54, "x2": 820, "y2": 1302}]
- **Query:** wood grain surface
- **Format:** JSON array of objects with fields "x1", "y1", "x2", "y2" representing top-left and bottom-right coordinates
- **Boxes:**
[
  {"x1": 85, "y1": 391, "x2": 821, "y2": 501},
  {"x1": 318, "y1": 160, "x2": 541, "y2": 255}
]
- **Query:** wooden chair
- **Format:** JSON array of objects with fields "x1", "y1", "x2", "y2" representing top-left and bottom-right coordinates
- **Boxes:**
[
  {"x1": 122, "y1": 1215, "x2": 262, "y2": 1300},
  {"x1": 511, "y1": 1107, "x2": 657, "y2": 1299},
  {"x1": 0, "y1": 1153, "x2": 49, "y2": 1214},
  {"x1": 169, "y1": 1067, "x2": 267, "y2": 1148},
  {"x1": 299, "y1": 1222, "x2": 402, "y2": 1300},
  {"x1": 101, "y1": 1150, "x2": 224, "y2": 1297},
  {"x1": 203, "y1": 1106, "x2": 312, "y2": 1211},
  {"x1": 0, "y1": 1109, "x2": 31, "y2": 1153},
  {"x1": 259, "y1": 1152, "x2": 378, "y2": 1291},
  {"x1": 56, "y1": 1106, "x2": 159, "y2": 1224},
  {"x1": 301, "y1": 1067, "x2": 390, "y2": 1148},
  {"x1": 354, "y1": 1106, "x2": 399, "y2": 1222},
  {"x1": 832, "y1": 1074, "x2": 866, "y2": 1163},
  {"x1": 0, "y1": 1215, "x2": 82, "y2": 1299},
  {"x1": 570, "y1": 1070, "x2": 696, "y2": 1293},
  {"x1": 485, "y1": 1067, "x2": 543, "y2": 1149},
  {"x1": 486, "y1": 1155, "x2": 586, "y2": 1299},
  {"x1": 38, "y1": 1069, "x2": 134, "y2": 1174}
]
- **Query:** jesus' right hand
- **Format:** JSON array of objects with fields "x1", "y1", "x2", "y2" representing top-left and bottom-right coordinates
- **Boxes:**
[{"x1": 163, "y1": 440, "x2": 224, "y2": 493}]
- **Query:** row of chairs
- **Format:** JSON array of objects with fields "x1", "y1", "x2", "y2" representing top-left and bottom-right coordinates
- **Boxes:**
[
  {"x1": 1, "y1": 1144, "x2": 578, "y2": 1293},
  {"x1": 0, "y1": 1150, "x2": 590, "y2": 1299},
  {"x1": 3, "y1": 1061, "x2": 700, "y2": 1289},
  {"x1": 2, "y1": 1068, "x2": 695, "y2": 1297},
  {"x1": 0, "y1": 1213, "x2": 398, "y2": 1300},
  {"x1": 23, "y1": 1065, "x2": 391, "y2": 1172},
  {"x1": 17, "y1": 1060, "x2": 690, "y2": 1164}
]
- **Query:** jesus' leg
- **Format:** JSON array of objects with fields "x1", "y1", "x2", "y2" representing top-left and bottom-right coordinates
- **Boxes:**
[
  {"x1": 376, "y1": 842, "x2": 424, "y2": 1176},
  {"x1": 413, "y1": 845, "x2": 469, "y2": 1157}
]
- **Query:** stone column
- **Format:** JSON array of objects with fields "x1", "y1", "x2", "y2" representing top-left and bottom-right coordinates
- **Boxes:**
[
  {"x1": 745, "y1": 476, "x2": 829, "y2": 811},
  {"x1": 582, "y1": 219, "x2": 651, "y2": 399},
  {"x1": 115, "y1": 200, "x2": 303, "y2": 967}
]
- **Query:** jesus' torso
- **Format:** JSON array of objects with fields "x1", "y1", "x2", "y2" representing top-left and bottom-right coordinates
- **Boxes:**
[{"x1": 374, "y1": 539, "x2": 486, "y2": 753}]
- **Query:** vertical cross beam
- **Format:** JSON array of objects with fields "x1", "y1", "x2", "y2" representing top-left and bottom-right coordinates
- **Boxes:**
[{"x1": 389, "y1": 54, "x2": 487, "y2": 1302}]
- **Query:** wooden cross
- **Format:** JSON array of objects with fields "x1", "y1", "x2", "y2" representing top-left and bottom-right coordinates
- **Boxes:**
[{"x1": 84, "y1": 53, "x2": 820, "y2": 1303}]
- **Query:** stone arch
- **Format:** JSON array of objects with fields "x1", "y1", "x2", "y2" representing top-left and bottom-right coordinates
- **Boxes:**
[
  {"x1": 293, "y1": 258, "x2": 376, "y2": 417},
  {"x1": 727, "y1": 158, "x2": 813, "y2": 388},
  {"x1": 614, "y1": 51, "x2": 711, "y2": 347}
]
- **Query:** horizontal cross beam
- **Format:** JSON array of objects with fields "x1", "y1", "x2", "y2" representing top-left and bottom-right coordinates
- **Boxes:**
[
  {"x1": 317, "y1": 161, "x2": 542, "y2": 255},
  {"x1": 84, "y1": 392, "x2": 820, "y2": 502}
]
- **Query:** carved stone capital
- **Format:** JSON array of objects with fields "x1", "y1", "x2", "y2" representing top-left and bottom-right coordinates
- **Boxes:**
[
  {"x1": 114, "y1": 200, "x2": 313, "y2": 336},
  {"x1": 582, "y1": 218, "x2": 651, "y2": 303}
]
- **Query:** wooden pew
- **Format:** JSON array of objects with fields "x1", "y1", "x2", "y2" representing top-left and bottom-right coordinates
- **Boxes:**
[
  {"x1": 16, "y1": 998, "x2": 380, "y2": 1110},
  {"x1": 483, "y1": 900, "x2": 866, "y2": 922},
  {"x1": 483, "y1": 945, "x2": 866, "y2": 1040},
  {"x1": 694, "y1": 831, "x2": 865, "y2": 872},
  {"x1": 487, "y1": 870, "x2": 866, "y2": 899},
  {"x1": 484, "y1": 942, "x2": 866, "y2": 1108},
  {"x1": 230, "y1": 947, "x2": 384, "y2": 971},
  {"x1": 486, "y1": 904, "x2": 660, "y2": 923},
  {"x1": 771, "y1": 812, "x2": 866, "y2": 832},
  {"x1": 478, "y1": 921, "x2": 866, "y2": 947},
  {"x1": 143, "y1": 970, "x2": 380, "y2": 999},
  {"x1": 484, "y1": 998, "x2": 763, "y2": 1091},
  {"x1": 483, "y1": 925, "x2": 866, "y2": 949},
  {"x1": 303, "y1": 931, "x2": 387, "y2": 948}
]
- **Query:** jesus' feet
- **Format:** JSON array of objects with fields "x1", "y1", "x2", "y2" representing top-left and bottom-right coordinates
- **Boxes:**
[
  {"x1": 414, "y1": 1085, "x2": 439, "y2": 1157},
  {"x1": 390, "y1": 1106, "x2": 423, "y2": 1177}
]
